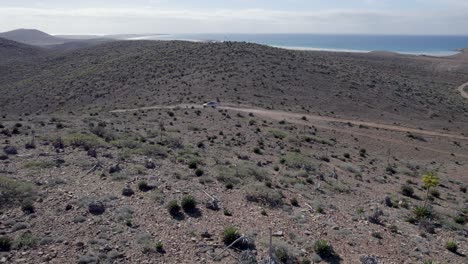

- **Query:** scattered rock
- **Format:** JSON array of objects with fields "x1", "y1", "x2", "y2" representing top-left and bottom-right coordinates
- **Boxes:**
[
  {"x1": 272, "y1": 231, "x2": 284, "y2": 237},
  {"x1": 88, "y1": 201, "x2": 105, "y2": 215},
  {"x1": 122, "y1": 187, "x2": 135, "y2": 197},
  {"x1": 109, "y1": 164, "x2": 121, "y2": 174}
]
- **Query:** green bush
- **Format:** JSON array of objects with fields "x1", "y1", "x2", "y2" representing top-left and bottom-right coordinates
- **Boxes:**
[
  {"x1": 268, "y1": 129, "x2": 287, "y2": 139},
  {"x1": 413, "y1": 206, "x2": 430, "y2": 219},
  {"x1": 15, "y1": 232, "x2": 38, "y2": 249},
  {"x1": 314, "y1": 240, "x2": 332, "y2": 257},
  {"x1": 181, "y1": 196, "x2": 197, "y2": 211},
  {"x1": 138, "y1": 181, "x2": 150, "y2": 192},
  {"x1": 217, "y1": 162, "x2": 269, "y2": 186},
  {"x1": 24, "y1": 160, "x2": 55, "y2": 169},
  {"x1": 138, "y1": 145, "x2": 167, "y2": 158},
  {"x1": 244, "y1": 184, "x2": 283, "y2": 207},
  {"x1": 222, "y1": 227, "x2": 240, "y2": 245},
  {"x1": 0, "y1": 236, "x2": 12, "y2": 251},
  {"x1": 445, "y1": 241, "x2": 458, "y2": 253},
  {"x1": 167, "y1": 200, "x2": 181, "y2": 215},
  {"x1": 155, "y1": 242, "x2": 164, "y2": 253},
  {"x1": 188, "y1": 159, "x2": 198, "y2": 169},
  {"x1": 64, "y1": 133, "x2": 105, "y2": 150},
  {"x1": 0, "y1": 176, "x2": 35, "y2": 204},
  {"x1": 454, "y1": 215, "x2": 465, "y2": 225}
]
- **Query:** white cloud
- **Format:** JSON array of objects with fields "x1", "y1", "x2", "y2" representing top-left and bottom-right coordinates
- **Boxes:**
[{"x1": 0, "y1": 6, "x2": 466, "y2": 35}]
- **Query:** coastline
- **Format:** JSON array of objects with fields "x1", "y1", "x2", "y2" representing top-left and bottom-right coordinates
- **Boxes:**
[{"x1": 125, "y1": 34, "x2": 463, "y2": 57}]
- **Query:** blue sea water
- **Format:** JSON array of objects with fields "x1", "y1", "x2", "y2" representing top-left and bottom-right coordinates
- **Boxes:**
[{"x1": 130, "y1": 34, "x2": 468, "y2": 56}]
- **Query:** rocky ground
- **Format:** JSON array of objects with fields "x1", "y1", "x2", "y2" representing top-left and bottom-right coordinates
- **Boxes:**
[{"x1": 0, "y1": 103, "x2": 466, "y2": 263}]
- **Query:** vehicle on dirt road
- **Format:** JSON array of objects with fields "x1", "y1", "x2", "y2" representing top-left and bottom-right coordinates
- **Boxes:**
[{"x1": 203, "y1": 101, "x2": 218, "y2": 108}]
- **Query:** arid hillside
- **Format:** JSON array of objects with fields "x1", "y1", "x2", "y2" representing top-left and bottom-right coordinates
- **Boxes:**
[
  {"x1": 0, "y1": 40, "x2": 467, "y2": 132},
  {"x1": 0, "y1": 39, "x2": 467, "y2": 264}
]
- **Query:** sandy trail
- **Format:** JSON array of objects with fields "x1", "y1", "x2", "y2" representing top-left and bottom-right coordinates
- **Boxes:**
[
  {"x1": 458, "y1": 81, "x2": 468, "y2": 99},
  {"x1": 111, "y1": 104, "x2": 468, "y2": 142}
]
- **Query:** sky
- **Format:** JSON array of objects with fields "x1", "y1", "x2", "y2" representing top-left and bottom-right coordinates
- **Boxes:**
[{"x1": 0, "y1": 0, "x2": 467, "y2": 35}]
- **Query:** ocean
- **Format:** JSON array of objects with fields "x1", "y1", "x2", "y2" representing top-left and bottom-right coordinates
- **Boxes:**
[{"x1": 128, "y1": 34, "x2": 468, "y2": 56}]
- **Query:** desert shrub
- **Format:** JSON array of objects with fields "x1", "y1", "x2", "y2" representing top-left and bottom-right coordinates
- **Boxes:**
[
  {"x1": 445, "y1": 241, "x2": 458, "y2": 253},
  {"x1": 460, "y1": 186, "x2": 467, "y2": 193},
  {"x1": 24, "y1": 160, "x2": 55, "y2": 169},
  {"x1": 181, "y1": 196, "x2": 197, "y2": 211},
  {"x1": 138, "y1": 145, "x2": 167, "y2": 158},
  {"x1": 343, "y1": 153, "x2": 350, "y2": 159},
  {"x1": 290, "y1": 198, "x2": 299, "y2": 207},
  {"x1": 282, "y1": 152, "x2": 316, "y2": 171},
  {"x1": 21, "y1": 200, "x2": 35, "y2": 214},
  {"x1": 268, "y1": 129, "x2": 287, "y2": 139},
  {"x1": 0, "y1": 236, "x2": 12, "y2": 251},
  {"x1": 314, "y1": 240, "x2": 332, "y2": 257},
  {"x1": 188, "y1": 159, "x2": 198, "y2": 169},
  {"x1": 304, "y1": 136, "x2": 334, "y2": 146},
  {"x1": 112, "y1": 138, "x2": 141, "y2": 149},
  {"x1": 64, "y1": 133, "x2": 105, "y2": 150},
  {"x1": 413, "y1": 206, "x2": 430, "y2": 219},
  {"x1": 0, "y1": 176, "x2": 35, "y2": 205},
  {"x1": 407, "y1": 133, "x2": 426, "y2": 142},
  {"x1": 401, "y1": 185, "x2": 414, "y2": 197},
  {"x1": 155, "y1": 242, "x2": 164, "y2": 253},
  {"x1": 316, "y1": 205, "x2": 324, "y2": 214},
  {"x1": 367, "y1": 208, "x2": 383, "y2": 224},
  {"x1": 90, "y1": 125, "x2": 116, "y2": 142},
  {"x1": 167, "y1": 200, "x2": 180, "y2": 216},
  {"x1": 274, "y1": 244, "x2": 298, "y2": 263},
  {"x1": 15, "y1": 232, "x2": 38, "y2": 249},
  {"x1": 138, "y1": 181, "x2": 150, "y2": 192},
  {"x1": 253, "y1": 147, "x2": 263, "y2": 155},
  {"x1": 453, "y1": 215, "x2": 465, "y2": 225},
  {"x1": 222, "y1": 227, "x2": 240, "y2": 245},
  {"x1": 385, "y1": 165, "x2": 397, "y2": 175},
  {"x1": 195, "y1": 168, "x2": 204, "y2": 177},
  {"x1": 244, "y1": 184, "x2": 283, "y2": 207},
  {"x1": 223, "y1": 209, "x2": 232, "y2": 216},
  {"x1": 359, "y1": 149, "x2": 367, "y2": 157},
  {"x1": 217, "y1": 162, "x2": 269, "y2": 186}
]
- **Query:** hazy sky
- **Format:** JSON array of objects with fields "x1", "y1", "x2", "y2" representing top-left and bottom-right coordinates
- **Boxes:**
[{"x1": 0, "y1": 0, "x2": 467, "y2": 35}]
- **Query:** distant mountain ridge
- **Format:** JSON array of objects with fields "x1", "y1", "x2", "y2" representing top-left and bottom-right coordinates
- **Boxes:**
[
  {"x1": 0, "y1": 29, "x2": 114, "y2": 48},
  {"x1": 0, "y1": 29, "x2": 69, "y2": 46}
]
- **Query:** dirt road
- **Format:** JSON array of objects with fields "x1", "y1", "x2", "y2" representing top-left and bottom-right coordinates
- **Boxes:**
[
  {"x1": 111, "y1": 104, "x2": 468, "y2": 142},
  {"x1": 458, "y1": 81, "x2": 468, "y2": 99}
]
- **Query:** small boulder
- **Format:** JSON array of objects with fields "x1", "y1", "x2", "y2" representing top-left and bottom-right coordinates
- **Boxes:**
[
  {"x1": 109, "y1": 164, "x2": 121, "y2": 174},
  {"x1": 122, "y1": 187, "x2": 135, "y2": 197},
  {"x1": 3, "y1": 146, "x2": 17, "y2": 155},
  {"x1": 88, "y1": 201, "x2": 105, "y2": 215}
]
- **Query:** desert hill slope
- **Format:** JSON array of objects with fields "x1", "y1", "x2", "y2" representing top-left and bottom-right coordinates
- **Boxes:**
[
  {"x1": 0, "y1": 37, "x2": 46, "y2": 64},
  {"x1": 0, "y1": 40, "x2": 467, "y2": 131}
]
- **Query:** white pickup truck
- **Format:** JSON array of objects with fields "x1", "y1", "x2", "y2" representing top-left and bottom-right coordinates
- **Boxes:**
[{"x1": 203, "y1": 101, "x2": 218, "y2": 108}]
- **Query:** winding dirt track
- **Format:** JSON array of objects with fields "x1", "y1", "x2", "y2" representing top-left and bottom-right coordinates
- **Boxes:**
[
  {"x1": 111, "y1": 104, "x2": 468, "y2": 142},
  {"x1": 458, "y1": 81, "x2": 468, "y2": 99}
]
